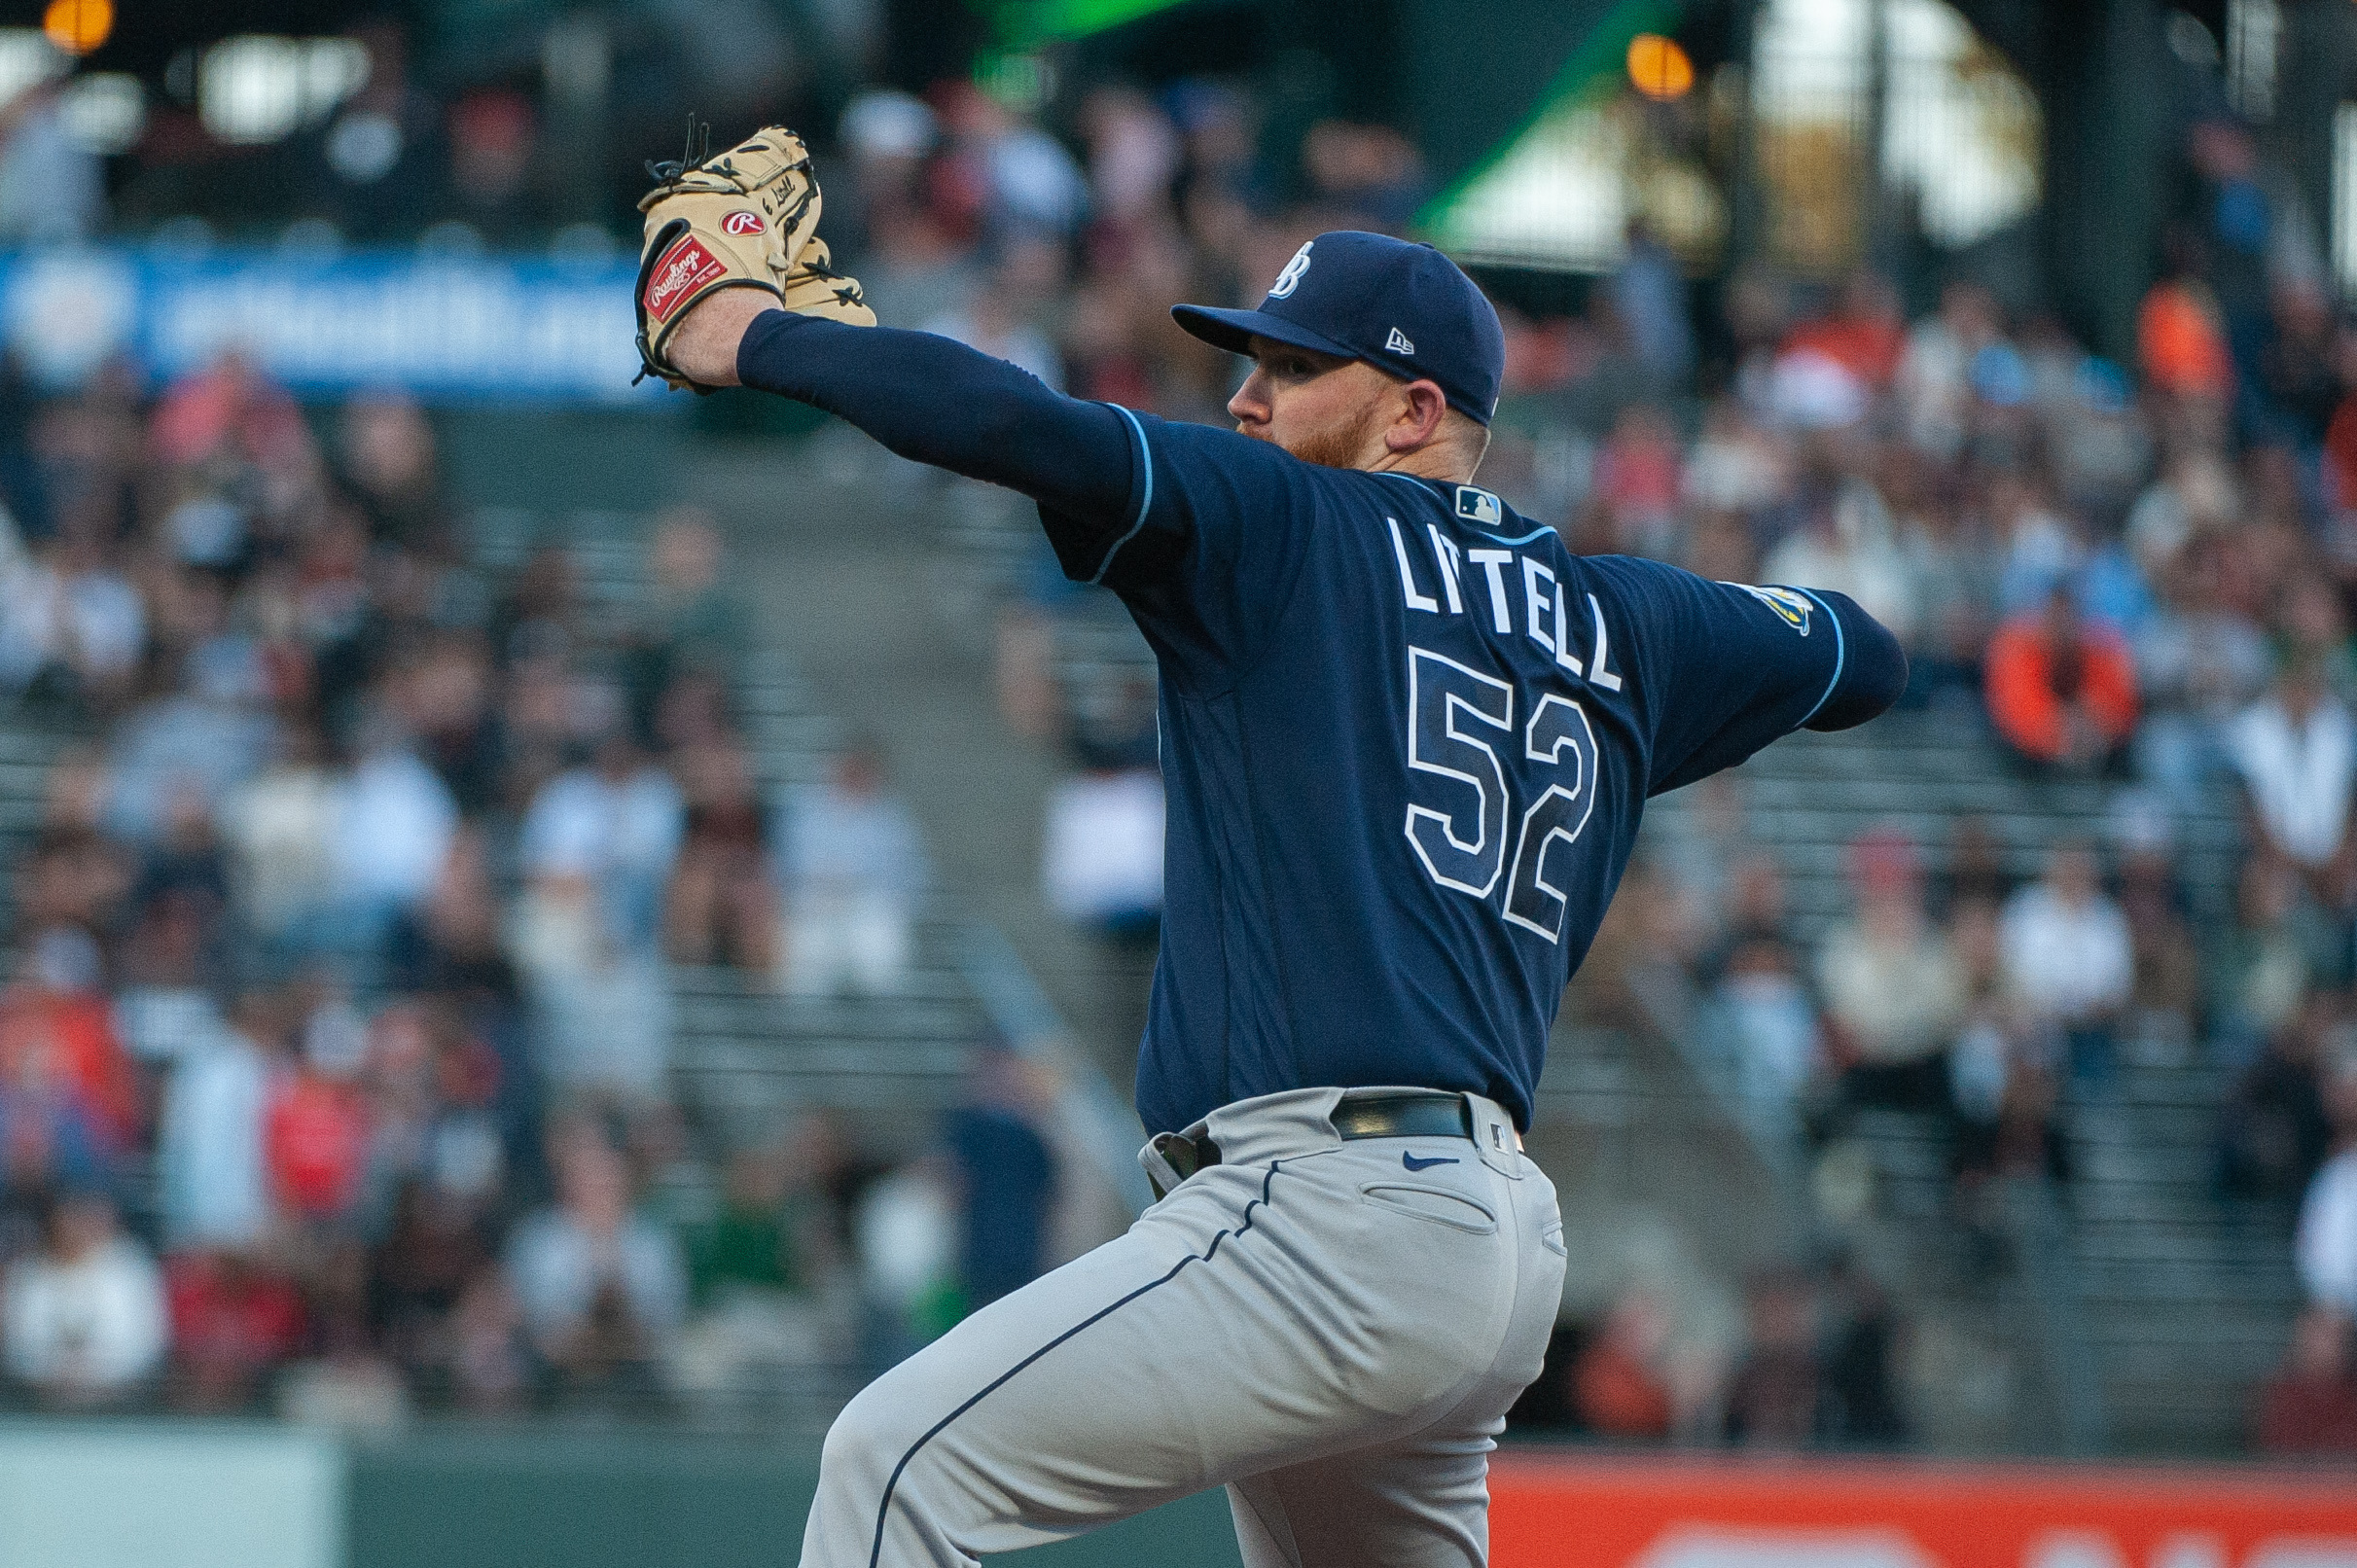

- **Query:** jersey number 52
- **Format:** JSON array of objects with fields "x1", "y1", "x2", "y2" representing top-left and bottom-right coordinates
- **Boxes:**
[{"x1": 1405, "y1": 646, "x2": 1599, "y2": 944}]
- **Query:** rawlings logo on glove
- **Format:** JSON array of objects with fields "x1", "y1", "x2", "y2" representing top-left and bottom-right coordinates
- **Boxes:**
[
  {"x1": 632, "y1": 120, "x2": 876, "y2": 391},
  {"x1": 643, "y1": 234, "x2": 728, "y2": 323}
]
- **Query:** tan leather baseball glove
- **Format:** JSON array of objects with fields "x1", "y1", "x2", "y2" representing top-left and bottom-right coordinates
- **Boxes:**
[{"x1": 634, "y1": 123, "x2": 875, "y2": 390}]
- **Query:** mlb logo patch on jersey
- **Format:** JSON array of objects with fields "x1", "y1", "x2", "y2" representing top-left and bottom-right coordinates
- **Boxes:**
[
  {"x1": 1731, "y1": 583, "x2": 1813, "y2": 633},
  {"x1": 1453, "y1": 486, "x2": 1503, "y2": 526}
]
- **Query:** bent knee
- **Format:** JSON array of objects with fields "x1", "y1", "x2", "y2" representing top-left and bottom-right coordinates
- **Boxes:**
[{"x1": 821, "y1": 1377, "x2": 930, "y2": 1487}]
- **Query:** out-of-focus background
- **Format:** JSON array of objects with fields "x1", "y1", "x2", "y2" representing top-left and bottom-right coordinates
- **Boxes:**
[{"x1": 0, "y1": 0, "x2": 2353, "y2": 1562}]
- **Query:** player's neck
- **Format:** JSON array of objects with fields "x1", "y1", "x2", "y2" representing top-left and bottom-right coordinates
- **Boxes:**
[{"x1": 1359, "y1": 447, "x2": 1477, "y2": 485}]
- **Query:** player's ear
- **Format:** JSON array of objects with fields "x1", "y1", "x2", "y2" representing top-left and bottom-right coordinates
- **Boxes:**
[{"x1": 1386, "y1": 379, "x2": 1450, "y2": 452}]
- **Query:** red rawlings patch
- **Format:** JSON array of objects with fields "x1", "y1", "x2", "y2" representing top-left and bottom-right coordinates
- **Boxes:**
[
  {"x1": 722, "y1": 209, "x2": 765, "y2": 235},
  {"x1": 643, "y1": 234, "x2": 727, "y2": 323}
]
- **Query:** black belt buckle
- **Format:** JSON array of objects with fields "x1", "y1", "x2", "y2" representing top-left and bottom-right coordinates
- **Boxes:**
[
  {"x1": 1333, "y1": 1092, "x2": 1475, "y2": 1143},
  {"x1": 1152, "y1": 1130, "x2": 1220, "y2": 1182}
]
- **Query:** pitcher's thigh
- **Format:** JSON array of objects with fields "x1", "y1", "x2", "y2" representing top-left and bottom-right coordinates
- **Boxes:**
[
  {"x1": 799, "y1": 1192, "x2": 1330, "y2": 1567},
  {"x1": 1225, "y1": 1428, "x2": 1496, "y2": 1568}
]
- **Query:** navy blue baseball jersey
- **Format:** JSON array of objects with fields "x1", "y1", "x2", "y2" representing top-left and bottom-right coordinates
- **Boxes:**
[
  {"x1": 734, "y1": 312, "x2": 1903, "y2": 1138},
  {"x1": 1044, "y1": 413, "x2": 1889, "y2": 1135}
]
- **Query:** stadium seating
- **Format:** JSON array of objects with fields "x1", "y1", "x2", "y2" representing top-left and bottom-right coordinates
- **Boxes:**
[{"x1": 1648, "y1": 712, "x2": 2298, "y2": 1454}]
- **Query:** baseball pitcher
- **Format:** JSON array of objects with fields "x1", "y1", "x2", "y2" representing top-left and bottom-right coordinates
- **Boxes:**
[{"x1": 634, "y1": 127, "x2": 1906, "y2": 1568}]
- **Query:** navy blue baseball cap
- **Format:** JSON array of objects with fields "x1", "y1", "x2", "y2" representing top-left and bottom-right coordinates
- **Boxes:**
[{"x1": 1172, "y1": 231, "x2": 1506, "y2": 426}]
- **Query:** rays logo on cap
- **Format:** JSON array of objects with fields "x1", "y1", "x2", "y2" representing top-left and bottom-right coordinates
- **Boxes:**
[{"x1": 1268, "y1": 241, "x2": 1313, "y2": 299}]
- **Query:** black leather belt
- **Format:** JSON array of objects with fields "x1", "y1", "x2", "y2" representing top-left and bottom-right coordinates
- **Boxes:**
[
  {"x1": 1151, "y1": 1091, "x2": 1478, "y2": 1188},
  {"x1": 1332, "y1": 1091, "x2": 1477, "y2": 1143}
]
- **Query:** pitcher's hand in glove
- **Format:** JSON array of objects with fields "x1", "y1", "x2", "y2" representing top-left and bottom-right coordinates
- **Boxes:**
[{"x1": 633, "y1": 123, "x2": 874, "y2": 390}]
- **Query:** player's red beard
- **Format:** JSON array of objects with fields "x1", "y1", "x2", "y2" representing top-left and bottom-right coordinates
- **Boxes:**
[{"x1": 1243, "y1": 403, "x2": 1387, "y2": 471}]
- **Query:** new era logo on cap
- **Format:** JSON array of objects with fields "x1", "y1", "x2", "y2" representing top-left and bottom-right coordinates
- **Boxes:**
[{"x1": 1386, "y1": 327, "x2": 1414, "y2": 355}]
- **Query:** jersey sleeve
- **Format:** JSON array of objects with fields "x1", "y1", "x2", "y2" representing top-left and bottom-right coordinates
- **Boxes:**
[
  {"x1": 1588, "y1": 556, "x2": 1907, "y2": 797},
  {"x1": 1041, "y1": 410, "x2": 1328, "y2": 693}
]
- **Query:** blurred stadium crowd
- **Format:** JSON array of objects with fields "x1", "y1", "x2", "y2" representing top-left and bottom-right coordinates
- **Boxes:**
[
  {"x1": 0, "y1": 346, "x2": 1084, "y2": 1417},
  {"x1": 0, "y1": 8, "x2": 2353, "y2": 1453}
]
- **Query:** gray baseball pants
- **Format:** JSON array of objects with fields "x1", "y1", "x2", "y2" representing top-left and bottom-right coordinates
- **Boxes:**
[{"x1": 798, "y1": 1086, "x2": 1565, "y2": 1568}]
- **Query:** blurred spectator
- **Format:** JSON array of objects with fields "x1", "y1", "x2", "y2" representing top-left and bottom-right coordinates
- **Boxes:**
[
  {"x1": 151, "y1": 351, "x2": 319, "y2": 503},
  {"x1": 935, "y1": 83, "x2": 1085, "y2": 243},
  {"x1": 445, "y1": 89, "x2": 543, "y2": 248},
  {"x1": 444, "y1": 1266, "x2": 532, "y2": 1413},
  {"x1": 0, "y1": 926, "x2": 137, "y2": 1150},
  {"x1": 102, "y1": 667, "x2": 276, "y2": 850},
  {"x1": 512, "y1": 735, "x2": 682, "y2": 1105},
  {"x1": 2114, "y1": 813, "x2": 2198, "y2": 1051},
  {"x1": 675, "y1": 1130, "x2": 839, "y2": 1396},
  {"x1": 1760, "y1": 447, "x2": 1917, "y2": 647},
  {"x1": 1815, "y1": 833, "x2": 1962, "y2": 1115},
  {"x1": 663, "y1": 737, "x2": 778, "y2": 971},
  {"x1": 157, "y1": 988, "x2": 276, "y2": 1251},
  {"x1": 1817, "y1": 1255, "x2": 1909, "y2": 1445},
  {"x1": 924, "y1": 238, "x2": 1068, "y2": 390},
  {"x1": 855, "y1": 1152, "x2": 962, "y2": 1367},
  {"x1": 685, "y1": 1143, "x2": 809, "y2": 1305},
  {"x1": 1612, "y1": 220, "x2": 1694, "y2": 389},
  {"x1": 1712, "y1": 927, "x2": 1820, "y2": 1123},
  {"x1": 627, "y1": 508, "x2": 745, "y2": 742},
  {"x1": 371, "y1": 1175, "x2": 495, "y2": 1381},
  {"x1": 2296, "y1": 1061, "x2": 2357, "y2": 1315},
  {"x1": 2138, "y1": 246, "x2": 2235, "y2": 410},
  {"x1": 2211, "y1": 856, "x2": 2321, "y2": 1068},
  {"x1": 2258, "y1": 1305, "x2": 2357, "y2": 1454},
  {"x1": 325, "y1": 722, "x2": 458, "y2": 961},
  {"x1": 263, "y1": 1013, "x2": 371, "y2": 1232},
  {"x1": 1571, "y1": 1287, "x2": 1675, "y2": 1441},
  {"x1": 778, "y1": 742, "x2": 925, "y2": 998},
  {"x1": 1589, "y1": 405, "x2": 1682, "y2": 559},
  {"x1": 0, "y1": 532, "x2": 145, "y2": 706},
  {"x1": 163, "y1": 1247, "x2": 305, "y2": 1412},
  {"x1": 2000, "y1": 843, "x2": 2133, "y2": 1085},
  {"x1": 1042, "y1": 754, "x2": 1164, "y2": 941},
  {"x1": 506, "y1": 1132, "x2": 686, "y2": 1396},
  {"x1": 1933, "y1": 816, "x2": 2015, "y2": 914},
  {"x1": 277, "y1": 1240, "x2": 409, "y2": 1432},
  {"x1": 2227, "y1": 659, "x2": 2357, "y2": 942},
  {"x1": 946, "y1": 1050, "x2": 1057, "y2": 1309},
  {"x1": 1788, "y1": 273, "x2": 1906, "y2": 391},
  {"x1": 0, "y1": 1030, "x2": 114, "y2": 1221},
  {"x1": 339, "y1": 393, "x2": 450, "y2": 552},
  {"x1": 2132, "y1": 540, "x2": 2269, "y2": 808},
  {"x1": 1724, "y1": 1268, "x2": 1820, "y2": 1446},
  {"x1": 1983, "y1": 588, "x2": 2139, "y2": 775},
  {"x1": 0, "y1": 81, "x2": 100, "y2": 244},
  {"x1": 2, "y1": 1191, "x2": 165, "y2": 1407},
  {"x1": 2220, "y1": 995, "x2": 2335, "y2": 1202},
  {"x1": 226, "y1": 723, "x2": 341, "y2": 950},
  {"x1": 1896, "y1": 279, "x2": 2003, "y2": 462}
]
